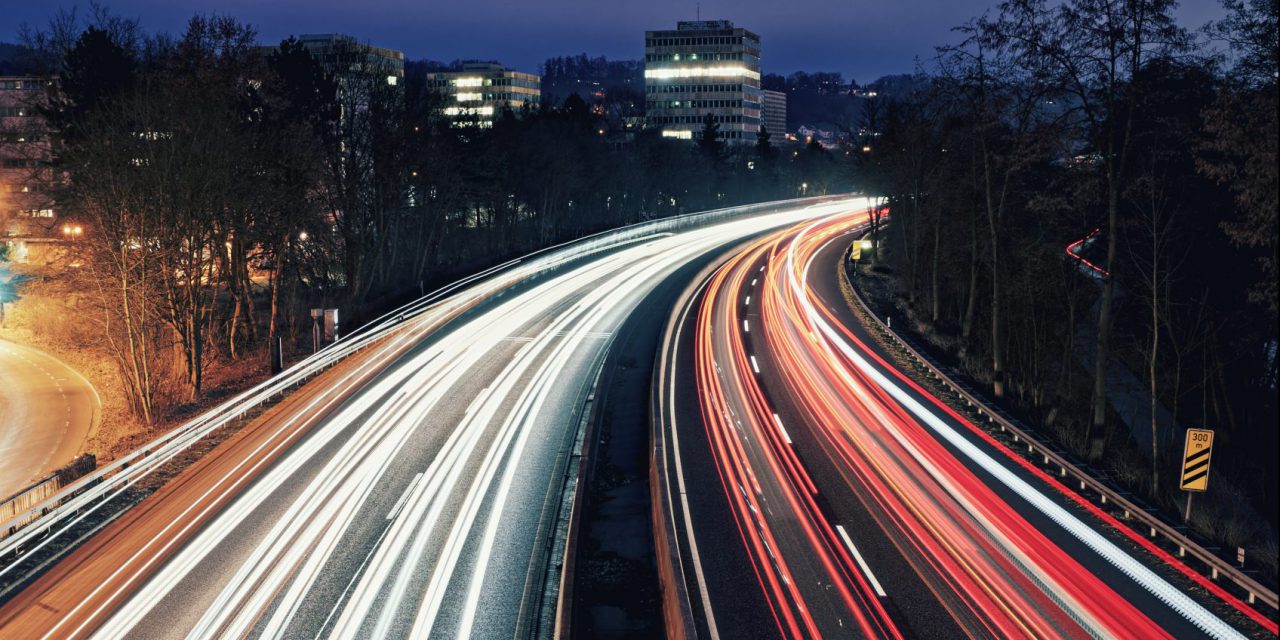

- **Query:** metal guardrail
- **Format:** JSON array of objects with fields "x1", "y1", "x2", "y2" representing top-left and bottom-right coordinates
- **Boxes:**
[
  {"x1": 0, "y1": 194, "x2": 858, "y2": 576},
  {"x1": 839, "y1": 261, "x2": 1279, "y2": 614}
]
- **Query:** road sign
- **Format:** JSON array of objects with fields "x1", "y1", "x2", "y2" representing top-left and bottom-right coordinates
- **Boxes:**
[{"x1": 1179, "y1": 428, "x2": 1214, "y2": 492}]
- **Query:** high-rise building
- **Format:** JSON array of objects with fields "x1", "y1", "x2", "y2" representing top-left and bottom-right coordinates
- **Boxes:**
[
  {"x1": 761, "y1": 88, "x2": 787, "y2": 138},
  {"x1": 295, "y1": 34, "x2": 404, "y2": 86},
  {"x1": 644, "y1": 20, "x2": 762, "y2": 143},
  {"x1": 426, "y1": 62, "x2": 541, "y2": 126},
  {"x1": 1, "y1": 76, "x2": 57, "y2": 259}
]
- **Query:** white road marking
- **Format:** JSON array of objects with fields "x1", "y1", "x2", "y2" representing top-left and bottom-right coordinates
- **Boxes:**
[
  {"x1": 771, "y1": 413, "x2": 792, "y2": 445},
  {"x1": 387, "y1": 473, "x2": 424, "y2": 520},
  {"x1": 836, "y1": 525, "x2": 886, "y2": 597}
]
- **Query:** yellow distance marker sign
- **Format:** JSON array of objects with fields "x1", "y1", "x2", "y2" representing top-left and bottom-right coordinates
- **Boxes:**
[{"x1": 1180, "y1": 428, "x2": 1214, "y2": 492}]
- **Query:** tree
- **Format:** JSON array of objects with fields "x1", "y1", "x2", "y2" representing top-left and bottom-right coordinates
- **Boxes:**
[
  {"x1": 697, "y1": 112, "x2": 723, "y2": 159},
  {"x1": 1001, "y1": 0, "x2": 1188, "y2": 439},
  {"x1": 1199, "y1": 0, "x2": 1278, "y2": 318},
  {"x1": 937, "y1": 14, "x2": 1061, "y2": 398}
]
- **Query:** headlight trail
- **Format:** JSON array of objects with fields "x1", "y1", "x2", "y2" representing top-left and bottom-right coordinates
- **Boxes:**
[{"x1": 0, "y1": 197, "x2": 868, "y2": 640}]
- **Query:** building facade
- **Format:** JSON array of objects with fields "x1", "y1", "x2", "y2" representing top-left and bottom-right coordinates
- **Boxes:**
[
  {"x1": 643, "y1": 20, "x2": 762, "y2": 143},
  {"x1": 1, "y1": 76, "x2": 58, "y2": 261},
  {"x1": 426, "y1": 62, "x2": 541, "y2": 126},
  {"x1": 761, "y1": 88, "x2": 787, "y2": 137},
  {"x1": 295, "y1": 34, "x2": 405, "y2": 86}
]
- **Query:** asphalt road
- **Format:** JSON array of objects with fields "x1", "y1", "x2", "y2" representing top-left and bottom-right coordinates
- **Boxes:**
[
  {"x1": 656, "y1": 210, "x2": 1263, "y2": 639},
  {"x1": 0, "y1": 338, "x2": 100, "y2": 500},
  {"x1": 0, "y1": 198, "x2": 867, "y2": 640}
]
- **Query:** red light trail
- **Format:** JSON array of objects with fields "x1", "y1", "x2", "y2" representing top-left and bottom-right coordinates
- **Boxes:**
[{"x1": 687, "y1": 208, "x2": 1263, "y2": 638}]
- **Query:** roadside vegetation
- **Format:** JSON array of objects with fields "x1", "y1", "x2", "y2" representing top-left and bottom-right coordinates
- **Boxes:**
[
  {"x1": 2, "y1": 6, "x2": 848, "y2": 461},
  {"x1": 855, "y1": 0, "x2": 1277, "y2": 578}
]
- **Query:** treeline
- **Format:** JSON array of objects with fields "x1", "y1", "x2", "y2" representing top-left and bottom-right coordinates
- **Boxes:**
[
  {"x1": 860, "y1": 0, "x2": 1277, "y2": 535},
  {"x1": 540, "y1": 53, "x2": 643, "y2": 99},
  {"x1": 761, "y1": 71, "x2": 860, "y2": 131},
  {"x1": 19, "y1": 9, "x2": 847, "y2": 425}
]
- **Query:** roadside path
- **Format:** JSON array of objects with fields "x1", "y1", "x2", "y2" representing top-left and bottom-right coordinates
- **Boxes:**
[{"x1": 0, "y1": 338, "x2": 100, "y2": 499}]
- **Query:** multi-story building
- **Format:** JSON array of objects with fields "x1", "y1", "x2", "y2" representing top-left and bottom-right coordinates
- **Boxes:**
[
  {"x1": 761, "y1": 88, "x2": 787, "y2": 137},
  {"x1": 425, "y1": 62, "x2": 541, "y2": 126},
  {"x1": 643, "y1": 20, "x2": 762, "y2": 143},
  {"x1": 295, "y1": 34, "x2": 405, "y2": 87},
  {"x1": 1, "y1": 76, "x2": 57, "y2": 262}
]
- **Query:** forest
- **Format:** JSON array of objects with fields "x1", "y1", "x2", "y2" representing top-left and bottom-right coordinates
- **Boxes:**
[{"x1": 857, "y1": 0, "x2": 1277, "y2": 568}]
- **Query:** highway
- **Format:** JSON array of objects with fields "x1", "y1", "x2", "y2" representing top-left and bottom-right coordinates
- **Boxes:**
[
  {"x1": 0, "y1": 338, "x2": 100, "y2": 500},
  {"x1": 655, "y1": 209, "x2": 1272, "y2": 639},
  {"x1": 0, "y1": 197, "x2": 868, "y2": 639}
]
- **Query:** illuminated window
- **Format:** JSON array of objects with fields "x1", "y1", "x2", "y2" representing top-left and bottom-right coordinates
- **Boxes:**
[
  {"x1": 644, "y1": 66, "x2": 759, "y2": 80},
  {"x1": 387, "y1": 75, "x2": 398, "y2": 86}
]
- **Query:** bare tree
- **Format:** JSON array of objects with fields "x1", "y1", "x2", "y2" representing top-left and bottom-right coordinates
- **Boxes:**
[{"x1": 1001, "y1": 0, "x2": 1188, "y2": 439}]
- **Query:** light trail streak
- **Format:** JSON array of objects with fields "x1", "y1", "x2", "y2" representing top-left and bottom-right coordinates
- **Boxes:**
[
  {"x1": 683, "y1": 208, "x2": 1260, "y2": 639},
  {"x1": 0, "y1": 197, "x2": 867, "y2": 640}
]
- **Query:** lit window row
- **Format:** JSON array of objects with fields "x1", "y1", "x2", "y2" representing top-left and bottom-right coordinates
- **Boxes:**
[
  {"x1": 443, "y1": 106, "x2": 496, "y2": 117},
  {"x1": 644, "y1": 66, "x2": 759, "y2": 80}
]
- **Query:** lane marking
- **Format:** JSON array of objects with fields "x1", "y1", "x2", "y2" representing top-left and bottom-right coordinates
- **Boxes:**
[
  {"x1": 666, "y1": 275, "x2": 722, "y2": 640},
  {"x1": 462, "y1": 387, "x2": 490, "y2": 419},
  {"x1": 836, "y1": 525, "x2": 886, "y2": 597},
  {"x1": 387, "y1": 472, "x2": 425, "y2": 520},
  {"x1": 771, "y1": 413, "x2": 792, "y2": 445},
  {"x1": 742, "y1": 320, "x2": 750, "y2": 333},
  {"x1": 750, "y1": 356, "x2": 760, "y2": 374},
  {"x1": 744, "y1": 296, "x2": 751, "y2": 306}
]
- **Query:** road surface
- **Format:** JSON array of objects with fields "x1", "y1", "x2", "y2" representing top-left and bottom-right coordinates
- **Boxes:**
[
  {"x1": 0, "y1": 339, "x2": 100, "y2": 500},
  {"x1": 655, "y1": 209, "x2": 1269, "y2": 639},
  {"x1": 0, "y1": 197, "x2": 869, "y2": 639}
]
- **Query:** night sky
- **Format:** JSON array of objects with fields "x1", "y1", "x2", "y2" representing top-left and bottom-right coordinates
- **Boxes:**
[{"x1": 4, "y1": 0, "x2": 1228, "y2": 82}]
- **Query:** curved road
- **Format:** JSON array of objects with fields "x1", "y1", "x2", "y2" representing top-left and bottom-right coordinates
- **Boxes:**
[
  {"x1": 0, "y1": 197, "x2": 869, "y2": 639},
  {"x1": 655, "y1": 210, "x2": 1271, "y2": 639},
  {"x1": 0, "y1": 338, "x2": 100, "y2": 500}
]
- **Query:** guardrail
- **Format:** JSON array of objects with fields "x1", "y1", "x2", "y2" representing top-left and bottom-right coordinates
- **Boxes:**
[
  {"x1": 0, "y1": 455, "x2": 96, "y2": 531},
  {"x1": 839, "y1": 260, "x2": 1279, "y2": 615},
  {"x1": 0, "y1": 194, "x2": 858, "y2": 580}
]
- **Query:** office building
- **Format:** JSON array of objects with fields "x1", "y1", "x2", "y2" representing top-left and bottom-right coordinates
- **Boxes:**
[
  {"x1": 761, "y1": 88, "x2": 787, "y2": 137},
  {"x1": 1, "y1": 76, "x2": 57, "y2": 259},
  {"x1": 644, "y1": 20, "x2": 762, "y2": 143},
  {"x1": 426, "y1": 62, "x2": 541, "y2": 126},
  {"x1": 295, "y1": 34, "x2": 404, "y2": 86}
]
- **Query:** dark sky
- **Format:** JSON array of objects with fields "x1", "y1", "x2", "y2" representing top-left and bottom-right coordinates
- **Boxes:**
[{"x1": 3, "y1": 0, "x2": 1227, "y2": 82}]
